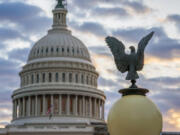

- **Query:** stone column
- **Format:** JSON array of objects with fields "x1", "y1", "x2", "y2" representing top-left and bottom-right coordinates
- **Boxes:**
[
  {"x1": 23, "y1": 97, "x2": 25, "y2": 117},
  {"x1": 28, "y1": 96, "x2": 31, "y2": 116},
  {"x1": 18, "y1": 98, "x2": 21, "y2": 117},
  {"x1": 79, "y1": 97, "x2": 82, "y2": 116},
  {"x1": 14, "y1": 100, "x2": 17, "y2": 119},
  {"x1": 83, "y1": 96, "x2": 85, "y2": 116},
  {"x1": 35, "y1": 95, "x2": 38, "y2": 116},
  {"x1": 75, "y1": 95, "x2": 78, "y2": 116},
  {"x1": 51, "y1": 95, "x2": 54, "y2": 114},
  {"x1": 89, "y1": 97, "x2": 92, "y2": 117},
  {"x1": 67, "y1": 95, "x2": 70, "y2": 115},
  {"x1": 94, "y1": 98, "x2": 97, "y2": 118},
  {"x1": 43, "y1": 95, "x2": 46, "y2": 115},
  {"x1": 59, "y1": 94, "x2": 62, "y2": 115},
  {"x1": 97, "y1": 99, "x2": 100, "y2": 118},
  {"x1": 102, "y1": 100, "x2": 105, "y2": 120}
]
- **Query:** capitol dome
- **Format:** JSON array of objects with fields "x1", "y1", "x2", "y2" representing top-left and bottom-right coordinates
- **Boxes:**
[
  {"x1": 28, "y1": 29, "x2": 91, "y2": 62},
  {"x1": 10, "y1": 0, "x2": 106, "y2": 131}
]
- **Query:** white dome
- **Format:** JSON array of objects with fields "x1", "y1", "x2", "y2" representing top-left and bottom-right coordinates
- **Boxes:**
[{"x1": 28, "y1": 29, "x2": 91, "y2": 62}]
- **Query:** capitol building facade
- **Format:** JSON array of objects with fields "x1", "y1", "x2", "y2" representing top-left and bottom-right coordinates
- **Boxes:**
[{"x1": 0, "y1": 1, "x2": 107, "y2": 135}]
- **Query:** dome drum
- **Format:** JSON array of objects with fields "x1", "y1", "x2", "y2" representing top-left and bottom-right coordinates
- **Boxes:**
[
  {"x1": 11, "y1": 91, "x2": 105, "y2": 125},
  {"x1": 19, "y1": 62, "x2": 99, "y2": 88}
]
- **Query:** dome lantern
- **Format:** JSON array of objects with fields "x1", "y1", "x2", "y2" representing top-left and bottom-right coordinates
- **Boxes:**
[{"x1": 52, "y1": 0, "x2": 68, "y2": 30}]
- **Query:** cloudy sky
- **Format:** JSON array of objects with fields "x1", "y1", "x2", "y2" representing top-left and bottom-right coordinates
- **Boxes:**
[{"x1": 0, "y1": 0, "x2": 180, "y2": 132}]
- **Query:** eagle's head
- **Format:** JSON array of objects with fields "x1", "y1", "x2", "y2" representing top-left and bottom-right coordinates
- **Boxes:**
[{"x1": 129, "y1": 46, "x2": 136, "y2": 54}]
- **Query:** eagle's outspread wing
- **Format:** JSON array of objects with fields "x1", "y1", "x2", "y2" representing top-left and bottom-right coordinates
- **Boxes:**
[
  {"x1": 106, "y1": 36, "x2": 129, "y2": 73},
  {"x1": 136, "y1": 31, "x2": 154, "y2": 70}
]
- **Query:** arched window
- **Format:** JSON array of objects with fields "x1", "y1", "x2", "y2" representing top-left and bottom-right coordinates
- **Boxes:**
[
  {"x1": 46, "y1": 48, "x2": 48, "y2": 53},
  {"x1": 42, "y1": 73, "x2": 45, "y2": 83},
  {"x1": 51, "y1": 47, "x2": 54, "y2": 53},
  {"x1": 69, "y1": 73, "x2": 72, "y2": 83},
  {"x1": 81, "y1": 74, "x2": 84, "y2": 84},
  {"x1": 56, "y1": 48, "x2": 59, "y2": 53},
  {"x1": 41, "y1": 48, "x2": 43, "y2": 53},
  {"x1": 49, "y1": 73, "x2": 52, "y2": 82},
  {"x1": 62, "y1": 73, "x2": 66, "y2": 82},
  {"x1": 77, "y1": 48, "x2": 79, "y2": 54},
  {"x1": 72, "y1": 48, "x2": 74, "y2": 54},
  {"x1": 56, "y1": 73, "x2": 59, "y2": 82},
  {"x1": 31, "y1": 74, "x2": 34, "y2": 84},
  {"x1": 67, "y1": 47, "x2": 70, "y2": 53},
  {"x1": 36, "y1": 74, "x2": 39, "y2": 83},
  {"x1": 75, "y1": 74, "x2": 78, "y2": 83},
  {"x1": 37, "y1": 49, "x2": 39, "y2": 54},
  {"x1": 62, "y1": 47, "x2": 64, "y2": 53}
]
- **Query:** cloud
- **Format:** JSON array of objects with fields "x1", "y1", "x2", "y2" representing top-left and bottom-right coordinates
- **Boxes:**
[
  {"x1": 112, "y1": 27, "x2": 166, "y2": 43},
  {"x1": 89, "y1": 46, "x2": 111, "y2": 56},
  {"x1": 164, "y1": 109, "x2": 180, "y2": 131},
  {"x1": 8, "y1": 48, "x2": 30, "y2": 63},
  {"x1": 0, "y1": 2, "x2": 51, "y2": 35},
  {"x1": 0, "y1": 28, "x2": 23, "y2": 41},
  {"x1": 70, "y1": 21, "x2": 107, "y2": 37},
  {"x1": 91, "y1": 7, "x2": 130, "y2": 18},
  {"x1": 149, "y1": 77, "x2": 180, "y2": 86},
  {"x1": 0, "y1": 91, "x2": 12, "y2": 104},
  {"x1": 123, "y1": 1, "x2": 151, "y2": 14},
  {"x1": 0, "y1": 58, "x2": 20, "y2": 90},
  {"x1": 70, "y1": 0, "x2": 152, "y2": 19},
  {"x1": 0, "y1": 2, "x2": 41, "y2": 20},
  {"x1": 167, "y1": 14, "x2": 180, "y2": 32}
]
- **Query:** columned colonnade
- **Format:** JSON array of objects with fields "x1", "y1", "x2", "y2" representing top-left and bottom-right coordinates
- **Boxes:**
[{"x1": 13, "y1": 94, "x2": 105, "y2": 120}]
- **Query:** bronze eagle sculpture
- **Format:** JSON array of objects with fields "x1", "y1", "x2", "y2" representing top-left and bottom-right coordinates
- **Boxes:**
[{"x1": 105, "y1": 32, "x2": 154, "y2": 88}]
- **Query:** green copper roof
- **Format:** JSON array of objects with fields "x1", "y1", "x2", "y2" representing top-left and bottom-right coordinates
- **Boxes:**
[{"x1": 56, "y1": 0, "x2": 64, "y2": 8}]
